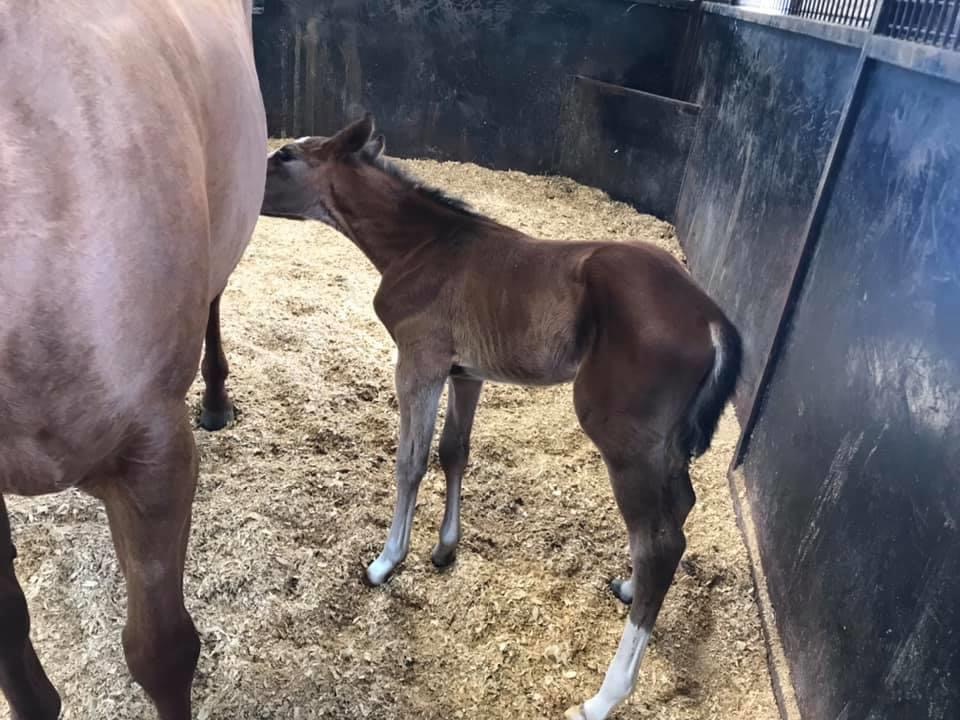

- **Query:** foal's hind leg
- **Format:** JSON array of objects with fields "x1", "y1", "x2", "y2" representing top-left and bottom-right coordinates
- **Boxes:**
[
  {"x1": 365, "y1": 352, "x2": 446, "y2": 586},
  {"x1": 0, "y1": 497, "x2": 61, "y2": 720},
  {"x1": 199, "y1": 293, "x2": 234, "y2": 431},
  {"x1": 610, "y1": 467, "x2": 694, "y2": 606},
  {"x1": 565, "y1": 354, "x2": 694, "y2": 720},
  {"x1": 565, "y1": 455, "x2": 689, "y2": 720},
  {"x1": 94, "y1": 414, "x2": 201, "y2": 720},
  {"x1": 431, "y1": 376, "x2": 483, "y2": 568}
]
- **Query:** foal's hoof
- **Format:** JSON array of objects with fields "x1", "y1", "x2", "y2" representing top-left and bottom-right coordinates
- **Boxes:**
[
  {"x1": 364, "y1": 556, "x2": 399, "y2": 587},
  {"x1": 199, "y1": 403, "x2": 235, "y2": 431},
  {"x1": 564, "y1": 705, "x2": 588, "y2": 720},
  {"x1": 430, "y1": 545, "x2": 457, "y2": 569},
  {"x1": 609, "y1": 578, "x2": 633, "y2": 605}
]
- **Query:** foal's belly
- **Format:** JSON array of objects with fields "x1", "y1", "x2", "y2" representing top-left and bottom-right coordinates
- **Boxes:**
[{"x1": 450, "y1": 351, "x2": 580, "y2": 386}]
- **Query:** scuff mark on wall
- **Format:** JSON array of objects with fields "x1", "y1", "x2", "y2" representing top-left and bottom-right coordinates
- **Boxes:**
[{"x1": 791, "y1": 429, "x2": 864, "y2": 581}]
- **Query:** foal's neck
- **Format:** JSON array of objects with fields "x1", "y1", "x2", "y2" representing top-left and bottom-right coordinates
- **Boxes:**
[{"x1": 335, "y1": 175, "x2": 478, "y2": 274}]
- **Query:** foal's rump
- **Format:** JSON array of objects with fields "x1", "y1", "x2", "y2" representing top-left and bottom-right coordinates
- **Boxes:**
[{"x1": 575, "y1": 242, "x2": 741, "y2": 460}]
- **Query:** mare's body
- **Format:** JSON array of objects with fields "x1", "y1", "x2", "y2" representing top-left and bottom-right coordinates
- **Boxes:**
[{"x1": 0, "y1": 1, "x2": 266, "y2": 717}]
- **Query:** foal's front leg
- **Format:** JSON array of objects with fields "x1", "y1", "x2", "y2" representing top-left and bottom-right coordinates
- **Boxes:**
[
  {"x1": 432, "y1": 376, "x2": 483, "y2": 568},
  {"x1": 365, "y1": 352, "x2": 446, "y2": 586}
]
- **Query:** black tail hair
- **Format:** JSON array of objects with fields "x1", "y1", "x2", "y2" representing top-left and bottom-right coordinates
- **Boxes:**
[{"x1": 683, "y1": 318, "x2": 743, "y2": 458}]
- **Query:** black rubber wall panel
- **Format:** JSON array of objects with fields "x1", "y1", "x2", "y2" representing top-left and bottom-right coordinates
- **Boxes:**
[
  {"x1": 742, "y1": 62, "x2": 960, "y2": 720},
  {"x1": 252, "y1": 0, "x2": 693, "y2": 189},
  {"x1": 675, "y1": 16, "x2": 860, "y2": 413},
  {"x1": 556, "y1": 76, "x2": 700, "y2": 221}
]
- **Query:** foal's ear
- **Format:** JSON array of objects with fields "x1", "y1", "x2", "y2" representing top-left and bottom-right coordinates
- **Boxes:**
[
  {"x1": 363, "y1": 134, "x2": 386, "y2": 160},
  {"x1": 328, "y1": 113, "x2": 375, "y2": 157}
]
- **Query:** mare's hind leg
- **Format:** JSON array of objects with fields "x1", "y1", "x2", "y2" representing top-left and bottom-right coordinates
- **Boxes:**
[
  {"x1": 431, "y1": 376, "x2": 483, "y2": 568},
  {"x1": 0, "y1": 497, "x2": 61, "y2": 720},
  {"x1": 365, "y1": 351, "x2": 446, "y2": 586},
  {"x1": 94, "y1": 414, "x2": 201, "y2": 720},
  {"x1": 199, "y1": 293, "x2": 234, "y2": 431}
]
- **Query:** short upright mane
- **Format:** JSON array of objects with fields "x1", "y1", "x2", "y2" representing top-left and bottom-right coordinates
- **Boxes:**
[{"x1": 367, "y1": 154, "x2": 488, "y2": 220}]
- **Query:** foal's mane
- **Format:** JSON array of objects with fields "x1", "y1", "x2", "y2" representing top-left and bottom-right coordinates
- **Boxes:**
[{"x1": 365, "y1": 154, "x2": 489, "y2": 221}]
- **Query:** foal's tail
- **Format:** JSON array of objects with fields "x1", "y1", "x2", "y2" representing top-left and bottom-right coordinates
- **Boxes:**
[{"x1": 682, "y1": 317, "x2": 743, "y2": 459}]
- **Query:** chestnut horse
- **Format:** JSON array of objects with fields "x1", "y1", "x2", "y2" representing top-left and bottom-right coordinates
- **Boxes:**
[
  {"x1": 261, "y1": 116, "x2": 743, "y2": 720},
  {"x1": 0, "y1": 1, "x2": 265, "y2": 717}
]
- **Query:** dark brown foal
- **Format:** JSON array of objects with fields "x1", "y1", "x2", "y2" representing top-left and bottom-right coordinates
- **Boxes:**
[
  {"x1": 0, "y1": 1, "x2": 266, "y2": 717},
  {"x1": 261, "y1": 115, "x2": 742, "y2": 719}
]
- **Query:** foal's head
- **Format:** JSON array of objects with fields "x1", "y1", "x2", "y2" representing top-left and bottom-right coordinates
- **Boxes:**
[{"x1": 260, "y1": 114, "x2": 386, "y2": 230}]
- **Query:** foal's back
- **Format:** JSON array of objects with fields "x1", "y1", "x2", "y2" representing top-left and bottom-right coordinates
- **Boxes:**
[
  {"x1": 447, "y1": 226, "x2": 722, "y2": 387},
  {"x1": 0, "y1": 0, "x2": 266, "y2": 495}
]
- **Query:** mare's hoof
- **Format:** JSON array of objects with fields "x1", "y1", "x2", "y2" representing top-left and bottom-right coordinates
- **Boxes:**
[
  {"x1": 564, "y1": 705, "x2": 588, "y2": 720},
  {"x1": 609, "y1": 578, "x2": 633, "y2": 605},
  {"x1": 431, "y1": 545, "x2": 457, "y2": 569},
  {"x1": 199, "y1": 403, "x2": 235, "y2": 431}
]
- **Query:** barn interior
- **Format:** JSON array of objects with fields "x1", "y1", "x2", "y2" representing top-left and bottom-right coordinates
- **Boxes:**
[{"x1": 6, "y1": 2, "x2": 958, "y2": 719}]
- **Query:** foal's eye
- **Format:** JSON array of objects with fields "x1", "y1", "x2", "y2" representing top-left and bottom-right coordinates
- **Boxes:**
[{"x1": 275, "y1": 146, "x2": 295, "y2": 162}]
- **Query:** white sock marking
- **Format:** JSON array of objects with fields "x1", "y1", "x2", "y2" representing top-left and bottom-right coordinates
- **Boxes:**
[{"x1": 580, "y1": 620, "x2": 650, "y2": 720}]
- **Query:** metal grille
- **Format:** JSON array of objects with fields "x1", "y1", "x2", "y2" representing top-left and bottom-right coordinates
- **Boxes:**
[
  {"x1": 734, "y1": 0, "x2": 960, "y2": 45},
  {"x1": 734, "y1": 0, "x2": 878, "y2": 27},
  {"x1": 879, "y1": 0, "x2": 960, "y2": 47}
]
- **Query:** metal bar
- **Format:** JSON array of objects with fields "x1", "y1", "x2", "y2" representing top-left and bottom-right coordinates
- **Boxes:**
[
  {"x1": 887, "y1": 0, "x2": 902, "y2": 35},
  {"x1": 838, "y1": 0, "x2": 856, "y2": 24},
  {"x1": 889, "y1": 0, "x2": 907, "y2": 36},
  {"x1": 853, "y1": 0, "x2": 869, "y2": 25},
  {"x1": 955, "y1": 3, "x2": 960, "y2": 48},
  {"x1": 932, "y1": 0, "x2": 954, "y2": 45},
  {"x1": 831, "y1": 0, "x2": 845, "y2": 22},
  {"x1": 824, "y1": 0, "x2": 836, "y2": 22},
  {"x1": 919, "y1": 0, "x2": 936, "y2": 43},
  {"x1": 945, "y1": 0, "x2": 960, "y2": 47},
  {"x1": 905, "y1": 0, "x2": 925, "y2": 40},
  {"x1": 732, "y1": 0, "x2": 892, "y2": 469},
  {"x1": 851, "y1": 0, "x2": 862, "y2": 24},
  {"x1": 916, "y1": 0, "x2": 931, "y2": 42},
  {"x1": 843, "y1": 0, "x2": 856, "y2": 23},
  {"x1": 829, "y1": 0, "x2": 845, "y2": 23},
  {"x1": 934, "y1": 0, "x2": 951, "y2": 44}
]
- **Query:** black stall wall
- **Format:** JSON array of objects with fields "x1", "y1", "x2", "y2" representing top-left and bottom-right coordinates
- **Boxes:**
[
  {"x1": 556, "y1": 76, "x2": 700, "y2": 221},
  {"x1": 675, "y1": 14, "x2": 861, "y2": 413},
  {"x1": 253, "y1": 0, "x2": 691, "y2": 174},
  {"x1": 742, "y1": 63, "x2": 960, "y2": 720}
]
